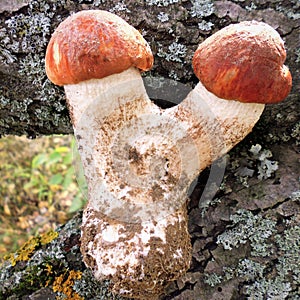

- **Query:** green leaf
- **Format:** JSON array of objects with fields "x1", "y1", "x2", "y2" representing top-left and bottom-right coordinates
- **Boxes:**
[
  {"x1": 31, "y1": 153, "x2": 47, "y2": 168},
  {"x1": 63, "y1": 151, "x2": 72, "y2": 165},
  {"x1": 49, "y1": 173, "x2": 63, "y2": 185},
  {"x1": 63, "y1": 168, "x2": 74, "y2": 189},
  {"x1": 68, "y1": 195, "x2": 86, "y2": 213},
  {"x1": 48, "y1": 151, "x2": 62, "y2": 165}
]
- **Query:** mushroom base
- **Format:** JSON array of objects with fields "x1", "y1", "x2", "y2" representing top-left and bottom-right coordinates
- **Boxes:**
[{"x1": 80, "y1": 203, "x2": 192, "y2": 299}]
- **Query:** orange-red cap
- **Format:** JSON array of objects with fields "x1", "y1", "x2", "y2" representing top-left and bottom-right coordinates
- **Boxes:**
[
  {"x1": 193, "y1": 21, "x2": 292, "y2": 104},
  {"x1": 45, "y1": 10, "x2": 153, "y2": 86}
]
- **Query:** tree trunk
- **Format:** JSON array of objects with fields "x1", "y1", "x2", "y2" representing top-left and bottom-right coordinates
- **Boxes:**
[{"x1": 0, "y1": 1, "x2": 299, "y2": 299}]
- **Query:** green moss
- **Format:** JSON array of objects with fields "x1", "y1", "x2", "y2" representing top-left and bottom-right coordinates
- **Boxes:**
[
  {"x1": 0, "y1": 264, "x2": 83, "y2": 299},
  {"x1": 0, "y1": 214, "x2": 82, "y2": 299},
  {"x1": 3, "y1": 265, "x2": 47, "y2": 298}
]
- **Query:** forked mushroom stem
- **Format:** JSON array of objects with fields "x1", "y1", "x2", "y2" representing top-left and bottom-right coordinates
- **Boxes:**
[
  {"x1": 65, "y1": 69, "x2": 264, "y2": 208},
  {"x1": 72, "y1": 67, "x2": 265, "y2": 299},
  {"x1": 65, "y1": 67, "x2": 192, "y2": 298}
]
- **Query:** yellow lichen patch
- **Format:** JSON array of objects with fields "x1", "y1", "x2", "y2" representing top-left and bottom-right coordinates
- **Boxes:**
[
  {"x1": 40, "y1": 230, "x2": 59, "y2": 245},
  {"x1": 45, "y1": 263, "x2": 53, "y2": 275},
  {"x1": 5, "y1": 236, "x2": 40, "y2": 266},
  {"x1": 53, "y1": 270, "x2": 83, "y2": 300},
  {"x1": 4, "y1": 230, "x2": 59, "y2": 266}
]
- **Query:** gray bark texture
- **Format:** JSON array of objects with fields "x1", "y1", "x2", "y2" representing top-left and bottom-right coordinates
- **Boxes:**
[{"x1": 0, "y1": 0, "x2": 299, "y2": 300}]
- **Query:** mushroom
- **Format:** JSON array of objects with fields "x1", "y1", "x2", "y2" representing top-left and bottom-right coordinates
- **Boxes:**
[
  {"x1": 45, "y1": 9, "x2": 159, "y2": 220},
  {"x1": 164, "y1": 21, "x2": 292, "y2": 183},
  {"x1": 45, "y1": 12, "x2": 292, "y2": 299},
  {"x1": 45, "y1": 9, "x2": 191, "y2": 299},
  {"x1": 193, "y1": 21, "x2": 292, "y2": 104}
]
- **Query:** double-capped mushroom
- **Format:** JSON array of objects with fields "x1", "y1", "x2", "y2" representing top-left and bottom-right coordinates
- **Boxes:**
[
  {"x1": 46, "y1": 10, "x2": 191, "y2": 298},
  {"x1": 45, "y1": 11, "x2": 292, "y2": 299},
  {"x1": 168, "y1": 20, "x2": 292, "y2": 174}
]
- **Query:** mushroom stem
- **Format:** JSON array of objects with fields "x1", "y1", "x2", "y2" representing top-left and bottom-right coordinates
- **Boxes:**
[
  {"x1": 71, "y1": 68, "x2": 193, "y2": 299},
  {"x1": 81, "y1": 202, "x2": 191, "y2": 299},
  {"x1": 63, "y1": 67, "x2": 158, "y2": 200},
  {"x1": 63, "y1": 67, "x2": 153, "y2": 128},
  {"x1": 164, "y1": 81, "x2": 265, "y2": 181},
  {"x1": 79, "y1": 73, "x2": 265, "y2": 299}
]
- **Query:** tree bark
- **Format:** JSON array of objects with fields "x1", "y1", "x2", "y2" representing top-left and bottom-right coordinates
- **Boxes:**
[
  {"x1": 0, "y1": 0, "x2": 299, "y2": 137},
  {"x1": 0, "y1": 1, "x2": 299, "y2": 299}
]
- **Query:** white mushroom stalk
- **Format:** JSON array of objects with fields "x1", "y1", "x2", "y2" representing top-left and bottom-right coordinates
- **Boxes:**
[
  {"x1": 45, "y1": 11, "x2": 292, "y2": 299},
  {"x1": 64, "y1": 67, "x2": 158, "y2": 200},
  {"x1": 164, "y1": 82, "x2": 264, "y2": 179},
  {"x1": 69, "y1": 69, "x2": 193, "y2": 298}
]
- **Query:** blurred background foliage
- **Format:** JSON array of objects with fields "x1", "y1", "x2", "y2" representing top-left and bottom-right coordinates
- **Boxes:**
[{"x1": 0, "y1": 135, "x2": 86, "y2": 260}]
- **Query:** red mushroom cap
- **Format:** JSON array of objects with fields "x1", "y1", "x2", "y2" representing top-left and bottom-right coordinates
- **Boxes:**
[
  {"x1": 193, "y1": 21, "x2": 292, "y2": 104},
  {"x1": 45, "y1": 10, "x2": 153, "y2": 86}
]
